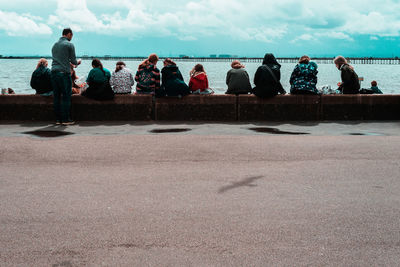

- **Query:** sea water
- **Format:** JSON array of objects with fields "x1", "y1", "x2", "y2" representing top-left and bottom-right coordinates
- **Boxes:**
[{"x1": 1, "y1": 59, "x2": 399, "y2": 94}]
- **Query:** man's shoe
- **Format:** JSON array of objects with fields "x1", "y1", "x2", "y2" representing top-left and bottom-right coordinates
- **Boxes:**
[{"x1": 62, "y1": 120, "x2": 75, "y2": 126}]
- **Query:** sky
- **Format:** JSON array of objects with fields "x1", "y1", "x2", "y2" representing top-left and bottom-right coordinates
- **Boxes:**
[{"x1": 0, "y1": 0, "x2": 400, "y2": 57}]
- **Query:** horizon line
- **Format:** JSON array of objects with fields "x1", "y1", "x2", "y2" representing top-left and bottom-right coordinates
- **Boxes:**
[{"x1": 1, "y1": 55, "x2": 399, "y2": 59}]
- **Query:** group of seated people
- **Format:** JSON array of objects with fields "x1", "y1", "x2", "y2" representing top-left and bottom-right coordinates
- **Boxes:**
[{"x1": 30, "y1": 53, "x2": 383, "y2": 100}]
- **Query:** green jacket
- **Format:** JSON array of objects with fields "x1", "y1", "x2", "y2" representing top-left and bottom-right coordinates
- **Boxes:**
[
  {"x1": 87, "y1": 68, "x2": 111, "y2": 84},
  {"x1": 370, "y1": 86, "x2": 383, "y2": 94},
  {"x1": 51, "y1": 37, "x2": 78, "y2": 74}
]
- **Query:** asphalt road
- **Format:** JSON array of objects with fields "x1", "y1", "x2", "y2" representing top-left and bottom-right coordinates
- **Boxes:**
[{"x1": 1, "y1": 122, "x2": 400, "y2": 266}]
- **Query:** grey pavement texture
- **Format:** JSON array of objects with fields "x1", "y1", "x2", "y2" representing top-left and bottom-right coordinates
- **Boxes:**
[{"x1": 1, "y1": 122, "x2": 400, "y2": 266}]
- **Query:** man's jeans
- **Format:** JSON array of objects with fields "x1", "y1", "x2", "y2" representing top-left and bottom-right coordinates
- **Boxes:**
[{"x1": 51, "y1": 71, "x2": 72, "y2": 122}]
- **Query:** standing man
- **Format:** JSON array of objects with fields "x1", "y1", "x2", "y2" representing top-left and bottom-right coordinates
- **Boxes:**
[{"x1": 51, "y1": 28, "x2": 81, "y2": 125}]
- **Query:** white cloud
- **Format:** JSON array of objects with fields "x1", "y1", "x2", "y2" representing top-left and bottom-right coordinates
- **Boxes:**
[
  {"x1": 0, "y1": 10, "x2": 52, "y2": 36},
  {"x1": 316, "y1": 32, "x2": 354, "y2": 41},
  {"x1": 290, "y1": 34, "x2": 316, "y2": 43},
  {"x1": 179, "y1": 36, "x2": 197, "y2": 41},
  {"x1": 342, "y1": 11, "x2": 400, "y2": 36},
  {"x1": 45, "y1": 0, "x2": 289, "y2": 42},
  {"x1": 48, "y1": 0, "x2": 107, "y2": 32}
]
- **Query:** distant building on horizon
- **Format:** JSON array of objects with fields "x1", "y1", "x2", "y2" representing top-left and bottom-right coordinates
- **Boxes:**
[{"x1": 218, "y1": 54, "x2": 238, "y2": 58}]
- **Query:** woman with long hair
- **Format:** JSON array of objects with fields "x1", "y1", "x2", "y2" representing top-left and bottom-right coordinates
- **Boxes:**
[
  {"x1": 289, "y1": 55, "x2": 319, "y2": 95},
  {"x1": 30, "y1": 58, "x2": 53, "y2": 95},
  {"x1": 134, "y1": 54, "x2": 161, "y2": 95},
  {"x1": 110, "y1": 61, "x2": 134, "y2": 94},
  {"x1": 161, "y1": 58, "x2": 190, "y2": 97},
  {"x1": 334, "y1": 56, "x2": 360, "y2": 94},
  {"x1": 189, "y1": 64, "x2": 213, "y2": 94},
  {"x1": 252, "y1": 53, "x2": 286, "y2": 98},
  {"x1": 225, "y1": 60, "x2": 252, "y2": 95},
  {"x1": 82, "y1": 58, "x2": 114, "y2": 100}
]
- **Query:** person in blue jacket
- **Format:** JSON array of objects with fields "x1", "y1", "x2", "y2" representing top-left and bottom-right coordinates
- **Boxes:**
[
  {"x1": 290, "y1": 55, "x2": 319, "y2": 95},
  {"x1": 360, "y1": 80, "x2": 383, "y2": 94}
]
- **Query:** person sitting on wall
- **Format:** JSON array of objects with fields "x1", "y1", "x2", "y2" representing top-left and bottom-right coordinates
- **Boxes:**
[
  {"x1": 290, "y1": 55, "x2": 319, "y2": 95},
  {"x1": 1, "y1": 88, "x2": 15, "y2": 95},
  {"x1": 359, "y1": 80, "x2": 383, "y2": 94},
  {"x1": 110, "y1": 61, "x2": 135, "y2": 94},
  {"x1": 252, "y1": 53, "x2": 286, "y2": 98},
  {"x1": 334, "y1": 56, "x2": 360, "y2": 94},
  {"x1": 81, "y1": 58, "x2": 114, "y2": 100},
  {"x1": 30, "y1": 58, "x2": 53, "y2": 96},
  {"x1": 225, "y1": 60, "x2": 252, "y2": 95},
  {"x1": 189, "y1": 64, "x2": 213, "y2": 94},
  {"x1": 135, "y1": 54, "x2": 161, "y2": 95},
  {"x1": 161, "y1": 58, "x2": 190, "y2": 97},
  {"x1": 70, "y1": 65, "x2": 81, "y2": 95}
]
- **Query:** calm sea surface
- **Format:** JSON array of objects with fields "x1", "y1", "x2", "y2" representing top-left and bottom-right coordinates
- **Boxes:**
[{"x1": 1, "y1": 59, "x2": 399, "y2": 94}]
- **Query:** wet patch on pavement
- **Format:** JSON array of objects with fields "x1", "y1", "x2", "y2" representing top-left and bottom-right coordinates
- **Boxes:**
[
  {"x1": 23, "y1": 130, "x2": 74, "y2": 138},
  {"x1": 149, "y1": 128, "x2": 191, "y2": 133},
  {"x1": 348, "y1": 132, "x2": 385, "y2": 136},
  {"x1": 248, "y1": 127, "x2": 309, "y2": 135}
]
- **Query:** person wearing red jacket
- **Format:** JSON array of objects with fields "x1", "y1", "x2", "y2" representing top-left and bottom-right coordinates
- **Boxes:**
[{"x1": 188, "y1": 64, "x2": 213, "y2": 94}]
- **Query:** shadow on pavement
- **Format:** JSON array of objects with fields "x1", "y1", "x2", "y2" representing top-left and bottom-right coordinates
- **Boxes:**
[
  {"x1": 248, "y1": 127, "x2": 309, "y2": 135},
  {"x1": 218, "y1": 176, "x2": 264, "y2": 194},
  {"x1": 149, "y1": 128, "x2": 192, "y2": 133},
  {"x1": 23, "y1": 125, "x2": 73, "y2": 138}
]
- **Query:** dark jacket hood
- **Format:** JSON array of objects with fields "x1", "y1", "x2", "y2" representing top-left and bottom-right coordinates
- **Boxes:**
[
  {"x1": 164, "y1": 64, "x2": 178, "y2": 70},
  {"x1": 162, "y1": 64, "x2": 178, "y2": 73},
  {"x1": 262, "y1": 53, "x2": 280, "y2": 67},
  {"x1": 32, "y1": 65, "x2": 48, "y2": 76}
]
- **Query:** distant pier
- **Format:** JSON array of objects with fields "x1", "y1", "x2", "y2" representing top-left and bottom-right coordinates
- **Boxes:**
[
  {"x1": 90, "y1": 56, "x2": 400, "y2": 65},
  {"x1": 1, "y1": 56, "x2": 400, "y2": 64}
]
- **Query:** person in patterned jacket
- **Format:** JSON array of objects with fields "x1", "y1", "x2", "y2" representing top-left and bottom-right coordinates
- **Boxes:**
[
  {"x1": 290, "y1": 55, "x2": 319, "y2": 95},
  {"x1": 134, "y1": 54, "x2": 160, "y2": 95},
  {"x1": 110, "y1": 61, "x2": 134, "y2": 94}
]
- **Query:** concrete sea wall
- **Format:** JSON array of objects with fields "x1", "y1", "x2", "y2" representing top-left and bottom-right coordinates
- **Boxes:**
[{"x1": 0, "y1": 94, "x2": 399, "y2": 121}]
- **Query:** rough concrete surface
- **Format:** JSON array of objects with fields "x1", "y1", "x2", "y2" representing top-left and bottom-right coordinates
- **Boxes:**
[{"x1": 1, "y1": 122, "x2": 400, "y2": 266}]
